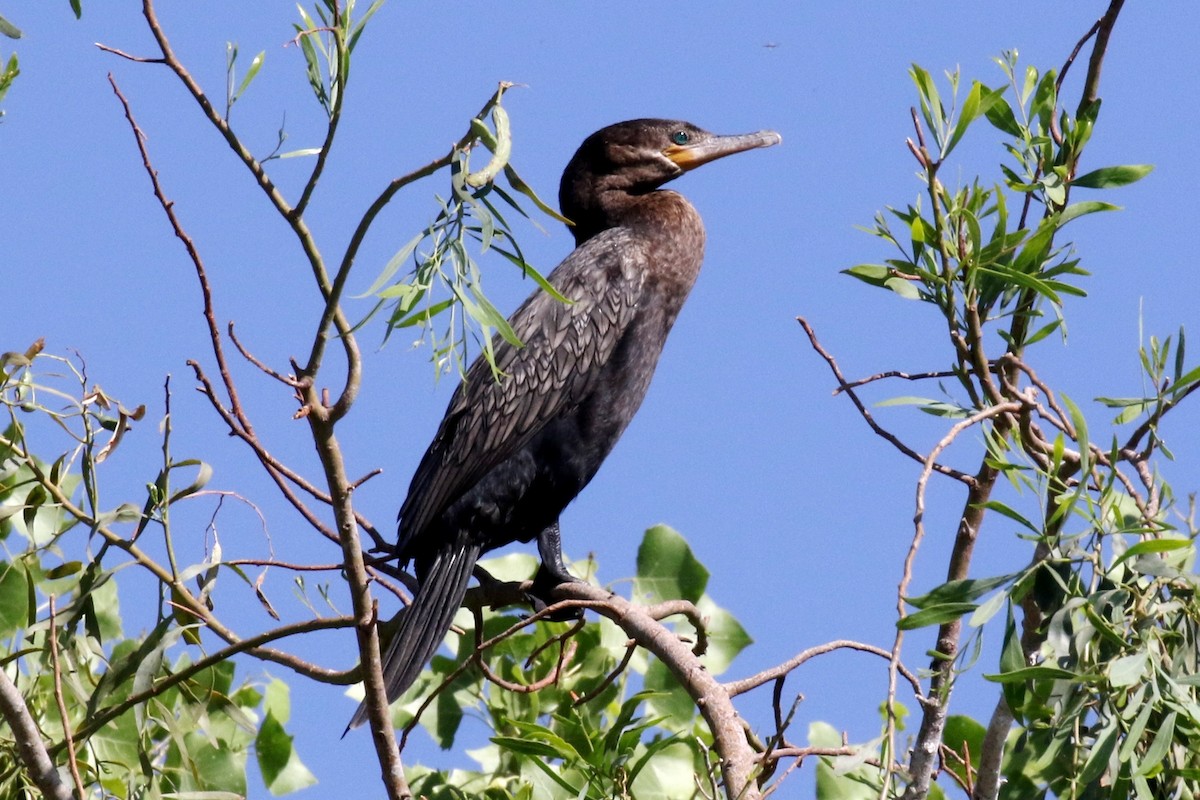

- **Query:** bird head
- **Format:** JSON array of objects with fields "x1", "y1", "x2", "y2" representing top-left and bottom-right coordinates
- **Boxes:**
[{"x1": 559, "y1": 119, "x2": 781, "y2": 243}]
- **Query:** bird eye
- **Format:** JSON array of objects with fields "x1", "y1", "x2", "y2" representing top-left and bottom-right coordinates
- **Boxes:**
[{"x1": 670, "y1": 130, "x2": 690, "y2": 145}]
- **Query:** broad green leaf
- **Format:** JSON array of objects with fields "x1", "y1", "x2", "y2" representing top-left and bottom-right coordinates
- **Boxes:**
[
  {"x1": 635, "y1": 524, "x2": 708, "y2": 603},
  {"x1": 696, "y1": 595, "x2": 752, "y2": 675},
  {"x1": 643, "y1": 658, "x2": 694, "y2": 730},
  {"x1": 1071, "y1": 164, "x2": 1154, "y2": 189},
  {"x1": 884, "y1": 275, "x2": 921, "y2": 300},
  {"x1": 943, "y1": 81, "x2": 986, "y2": 157},
  {"x1": 985, "y1": 94, "x2": 1022, "y2": 137},
  {"x1": 843, "y1": 264, "x2": 890, "y2": 283},
  {"x1": 0, "y1": 560, "x2": 30, "y2": 636},
  {"x1": 1108, "y1": 651, "x2": 1148, "y2": 687},
  {"x1": 256, "y1": 710, "x2": 318, "y2": 794},
  {"x1": 490, "y1": 736, "x2": 567, "y2": 759},
  {"x1": 942, "y1": 716, "x2": 986, "y2": 787},
  {"x1": 629, "y1": 741, "x2": 694, "y2": 800}
]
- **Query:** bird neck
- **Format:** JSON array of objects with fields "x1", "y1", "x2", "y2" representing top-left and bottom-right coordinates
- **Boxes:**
[{"x1": 567, "y1": 187, "x2": 697, "y2": 248}]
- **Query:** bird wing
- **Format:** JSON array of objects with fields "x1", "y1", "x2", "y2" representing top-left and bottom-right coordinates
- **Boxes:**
[{"x1": 396, "y1": 227, "x2": 646, "y2": 553}]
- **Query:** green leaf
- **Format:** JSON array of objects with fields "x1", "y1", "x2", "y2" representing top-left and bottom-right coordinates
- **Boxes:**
[
  {"x1": 1114, "y1": 537, "x2": 1192, "y2": 566},
  {"x1": 643, "y1": 658, "x2": 695, "y2": 730},
  {"x1": 234, "y1": 50, "x2": 265, "y2": 101},
  {"x1": 696, "y1": 595, "x2": 752, "y2": 675},
  {"x1": 1135, "y1": 710, "x2": 1176, "y2": 776},
  {"x1": 629, "y1": 741, "x2": 694, "y2": 800},
  {"x1": 0, "y1": 560, "x2": 30, "y2": 636},
  {"x1": 635, "y1": 524, "x2": 708, "y2": 603},
  {"x1": 906, "y1": 573, "x2": 1016, "y2": 609},
  {"x1": 503, "y1": 164, "x2": 572, "y2": 225},
  {"x1": 943, "y1": 81, "x2": 984, "y2": 157},
  {"x1": 1078, "y1": 716, "x2": 1119, "y2": 786},
  {"x1": 942, "y1": 716, "x2": 985, "y2": 788},
  {"x1": 491, "y1": 736, "x2": 567, "y2": 760},
  {"x1": 1108, "y1": 650, "x2": 1148, "y2": 687},
  {"x1": 985, "y1": 94, "x2": 1022, "y2": 137},
  {"x1": 884, "y1": 276, "x2": 921, "y2": 300},
  {"x1": 1071, "y1": 164, "x2": 1153, "y2": 189},
  {"x1": 843, "y1": 263, "x2": 890, "y2": 283},
  {"x1": 984, "y1": 665, "x2": 1087, "y2": 683},
  {"x1": 897, "y1": 602, "x2": 978, "y2": 630},
  {"x1": 1058, "y1": 200, "x2": 1120, "y2": 226},
  {"x1": 256, "y1": 710, "x2": 318, "y2": 794},
  {"x1": 0, "y1": 14, "x2": 21, "y2": 39}
]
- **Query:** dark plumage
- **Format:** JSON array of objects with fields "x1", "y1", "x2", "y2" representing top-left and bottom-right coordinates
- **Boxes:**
[{"x1": 350, "y1": 119, "x2": 779, "y2": 729}]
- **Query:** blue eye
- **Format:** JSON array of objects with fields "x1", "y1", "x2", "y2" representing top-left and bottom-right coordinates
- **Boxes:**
[{"x1": 671, "y1": 130, "x2": 690, "y2": 145}]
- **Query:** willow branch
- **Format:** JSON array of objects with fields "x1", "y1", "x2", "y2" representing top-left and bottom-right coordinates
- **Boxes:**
[{"x1": 798, "y1": 317, "x2": 975, "y2": 485}]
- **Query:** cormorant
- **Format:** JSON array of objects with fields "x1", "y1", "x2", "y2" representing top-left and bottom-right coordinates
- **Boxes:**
[{"x1": 350, "y1": 119, "x2": 780, "y2": 729}]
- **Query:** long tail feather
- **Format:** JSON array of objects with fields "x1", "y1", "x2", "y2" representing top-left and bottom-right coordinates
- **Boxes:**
[{"x1": 347, "y1": 542, "x2": 481, "y2": 730}]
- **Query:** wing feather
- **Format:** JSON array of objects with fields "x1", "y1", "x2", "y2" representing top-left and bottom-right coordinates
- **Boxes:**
[{"x1": 397, "y1": 228, "x2": 646, "y2": 553}]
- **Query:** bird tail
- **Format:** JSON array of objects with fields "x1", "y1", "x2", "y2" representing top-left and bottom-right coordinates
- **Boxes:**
[{"x1": 347, "y1": 541, "x2": 481, "y2": 731}]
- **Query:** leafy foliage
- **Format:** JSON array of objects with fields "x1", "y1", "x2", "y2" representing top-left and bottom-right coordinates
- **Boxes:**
[
  {"x1": 377, "y1": 528, "x2": 750, "y2": 800},
  {"x1": 0, "y1": 347, "x2": 314, "y2": 797},
  {"x1": 816, "y1": 44, "x2": 1199, "y2": 800}
]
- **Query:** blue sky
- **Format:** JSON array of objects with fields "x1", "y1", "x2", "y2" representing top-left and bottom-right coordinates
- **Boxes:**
[{"x1": 5, "y1": 3, "x2": 1200, "y2": 795}]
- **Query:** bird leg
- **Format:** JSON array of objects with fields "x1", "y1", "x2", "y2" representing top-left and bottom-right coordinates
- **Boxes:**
[{"x1": 528, "y1": 520, "x2": 584, "y2": 621}]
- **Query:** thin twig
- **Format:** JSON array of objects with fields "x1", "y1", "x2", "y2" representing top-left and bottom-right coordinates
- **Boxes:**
[
  {"x1": 725, "y1": 639, "x2": 923, "y2": 700},
  {"x1": 798, "y1": 317, "x2": 975, "y2": 485},
  {"x1": 48, "y1": 598, "x2": 85, "y2": 800}
]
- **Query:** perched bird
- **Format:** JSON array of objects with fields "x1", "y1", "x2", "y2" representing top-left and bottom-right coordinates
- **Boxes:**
[{"x1": 350, "y1": 119, "x2": 780, "y2": 728}]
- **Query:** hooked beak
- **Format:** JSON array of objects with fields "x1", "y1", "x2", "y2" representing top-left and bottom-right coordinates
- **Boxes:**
[{"x1": 664, "y1": 129, "x2": 782, "y2": 171}]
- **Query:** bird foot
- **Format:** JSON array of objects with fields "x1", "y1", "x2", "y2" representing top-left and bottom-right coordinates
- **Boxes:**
[{"x1": 526, "y1": 564, "x2": 584, "y2": 621}]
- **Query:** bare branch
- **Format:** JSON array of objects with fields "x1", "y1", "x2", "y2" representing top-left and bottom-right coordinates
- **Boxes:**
[
  {"x1": 798, "y1": 317, "x2": 975, "y2": 485},
  {"x1": 0, "y1": 669, "x2": 72, "y2": 800},
  {"x1": 725, "y1": 639, "x2": 923, "y2": 701}
]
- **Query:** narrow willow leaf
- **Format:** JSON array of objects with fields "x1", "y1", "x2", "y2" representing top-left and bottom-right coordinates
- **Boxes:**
[
  {"x1": 491, "y1": 245, "x2": 571, "y2": 304},
  {"x1": 1119, "y1": 701, "x2": 1155, "y2": 763},
  {"x1": 1114, "y1": 537, "x2": 1192, "y2": 566},
  {"x1": 503, "y1": 164, "x2": 572, "y2": 225},
  {"x1": 1071, "y1": 164, "x2": 1154, "y2": 189},
  {"x1": 278, "y1": 147, "x2": 322, "y2": 159},
  {"x1": 0, "y1": 14, "x2": 21, "y2": 39},
  {"x1": 235, "y1": 51, "x2": 265, "y2": 100},
  {"x1": 906, "y1": 573, "x2": 1016, "y2": 609},
  {"x1": 1078, "y1": 717, "x2": 1120, "y2": 785},
  {"x1": 984, "y1": 665, "x2": 1083, "y2": 683},
  {"x1": 896, "y1": 602, "x2": 978, "y2": 630},
  {"x1": 980, "y1": 500, "x2": 1039, "y2": 533},
  {"x1": 943, "y1": 81, "x2": 983, "y2": 157},
  {"x1": 356, "y1": 232, "x2": 424, "y2": 298},
  {"x1": 1058, "y1": 200, "x2": 1120, "y2": 225},
  {"x1": 1135, "y1": 711, "x2": 1177, "y2": 776}
]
